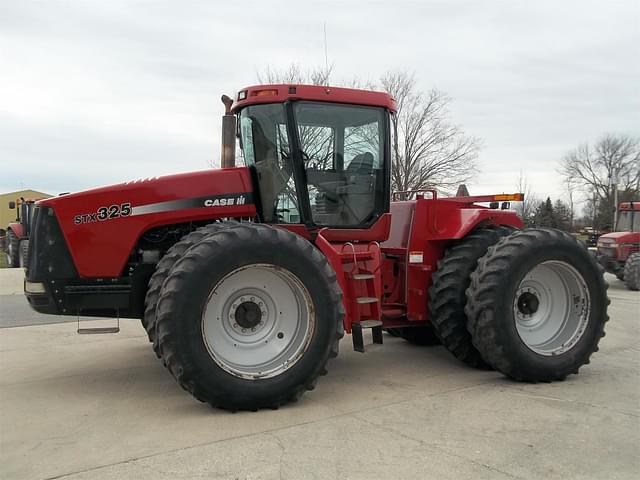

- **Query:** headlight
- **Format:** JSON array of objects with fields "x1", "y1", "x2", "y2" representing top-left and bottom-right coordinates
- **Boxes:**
[
  {"x1": 597, "y1": 241, "x2": 618, "y2": 248},
  {"x1": 25, "y1": 281, "x2": 46, "y2": 293}
]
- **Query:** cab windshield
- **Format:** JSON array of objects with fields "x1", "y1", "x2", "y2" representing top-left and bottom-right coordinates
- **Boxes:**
[
  {"x1": 616, "y1": 210, "x2": 640, "y2": 232},
  {"x1": 239, "y1": 104, "x2": 297, "y2": 222},
  {"x1": 239, "y1": 102, "x2": 388, "y2": 227}
]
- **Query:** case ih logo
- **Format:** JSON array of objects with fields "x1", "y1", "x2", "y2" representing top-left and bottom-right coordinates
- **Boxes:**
[
  {"x1": 204, "y1": 195, "x2": 247, "y2": 207},
  {"x1": 130, "y1": 192, "x2": 253, "y2": 216}
]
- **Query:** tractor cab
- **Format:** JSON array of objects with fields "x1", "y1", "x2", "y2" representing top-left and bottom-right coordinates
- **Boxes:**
[
  {"x1": 615, "y1": 202, "x2": 640, "y2": 233},
  {"x1": 230, "y1": 85, "x2": 394, "y2": 230}
]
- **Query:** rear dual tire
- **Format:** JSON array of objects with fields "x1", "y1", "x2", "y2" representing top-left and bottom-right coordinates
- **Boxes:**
[
  {"x1": 154, "y1": 223, "x2": 344, "y2": 410},
  {"x1": 428, "y1": 226, "x2": 514, "y2": 368},
  {"x1": 466, "y1": 228, "x2": 609, "y2": 382}
]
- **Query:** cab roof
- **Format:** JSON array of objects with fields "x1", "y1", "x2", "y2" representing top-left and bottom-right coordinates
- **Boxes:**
[{"x1": 231, "y1": 84, "x2": 397, "y2": 113}]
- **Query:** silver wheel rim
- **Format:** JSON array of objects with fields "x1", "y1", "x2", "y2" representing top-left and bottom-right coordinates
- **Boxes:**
[
  {"x1": 514, "y1": 260, "x2": 590, "y2": 356},
  {"x1": 201, "y1": 264, "x2": 315, "y2": 379}
]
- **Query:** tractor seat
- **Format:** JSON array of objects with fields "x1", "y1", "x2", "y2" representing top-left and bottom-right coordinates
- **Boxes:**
[{"x1": 346, "y1": 152, "x2": 374, "y2": 176}]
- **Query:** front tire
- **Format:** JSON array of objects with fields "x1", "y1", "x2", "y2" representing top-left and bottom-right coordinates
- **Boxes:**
[
  {"x1": 155, "y1": 224, "x2": 344, "y2": 410},
  {"x1": 623, "y1": 253, "x2": 640, "y2": 291},
  {"x1": 466, "y1": 228, "x2": 609, "y2": 382},
  {"x1": 143, "y1": 222, "x2": 237, "y2": 356}
]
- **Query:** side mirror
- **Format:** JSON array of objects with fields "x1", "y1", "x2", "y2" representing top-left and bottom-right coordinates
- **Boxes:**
[{"x1": 8, "y1": 201, "x2": 15, "y2": 209}]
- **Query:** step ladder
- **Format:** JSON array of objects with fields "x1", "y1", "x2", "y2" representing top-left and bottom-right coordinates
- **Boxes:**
[
  {"x1": 341, "y1": 243, "x2": 383, "y2": 353},
  {"x1": 77, "y1": 311, "x2": 120, "y2": 334}
]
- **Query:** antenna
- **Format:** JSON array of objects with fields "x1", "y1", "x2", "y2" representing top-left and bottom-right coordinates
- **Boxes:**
[{"x1": 323, "y1": 22, "x2": 329, "y2": 85}]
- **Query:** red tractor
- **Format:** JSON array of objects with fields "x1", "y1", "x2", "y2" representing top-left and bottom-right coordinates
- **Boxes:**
[
  {"x1": 3, "y1": 198, "x2": 38, "y2": 268},
  {"x1": 24, "y1": 84, "x2": 608, "y2": 410},
  {"x1": 597, "y1": 201, "x2": 640, "y2": 290}
]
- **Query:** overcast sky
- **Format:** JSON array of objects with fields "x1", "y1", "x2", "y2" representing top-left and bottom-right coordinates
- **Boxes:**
[{"x1": 1, "y1": 1, "x2": 639, "y2": 207}]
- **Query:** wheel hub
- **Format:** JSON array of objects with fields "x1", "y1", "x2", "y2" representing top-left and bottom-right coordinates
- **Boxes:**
[
  {"x1": 234, "y1": 301, "x2": 262, "y2": 329},
  {"x1": 232, "y1": 299, "x2": 265, "y2": 332},
  {"x1": 517, "y1": 291, "x2": 539, "y2": 316},
  {"x1": 201, "y1": 264, "x2": 315, "y2": 379},
  {"x1": 513, "y1": 261, "x2": 590, "y2": 356}
]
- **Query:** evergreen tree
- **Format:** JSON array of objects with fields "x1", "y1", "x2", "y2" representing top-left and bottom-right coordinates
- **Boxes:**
[
  {"x1": 531, "y1": 197, "x2": 573, "y2": 231},
  {"x1": 553, "y1": 199, "x2": 572, "y2": 231},
  {"x1": 534, "y1": 197, "x2": 556, "y2": 227}
]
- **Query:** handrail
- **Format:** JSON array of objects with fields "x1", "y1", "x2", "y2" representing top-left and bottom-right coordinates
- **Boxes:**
[
  {"x1": 340, "y1": 242, "x2": 358, "y2": 271},
  {"x1": 392, "y1": 189, "x2": 438, "y2": 201}
]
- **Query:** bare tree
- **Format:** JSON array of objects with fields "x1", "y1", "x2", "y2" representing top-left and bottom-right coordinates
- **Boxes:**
[
  {"x1": 257, "y1": 63, "x2": 333, "y2": 86},
  {"x1": 514, "y1": 170, "x2": 538, "y2": 226},
  {"x1": 560, "y1": 134, "x2": 640, "y2": 227},
  {"x1": 380, "y1": 71, "x2": 480, "y2": 198},
  {"x1": 564, "y1": 178, "x2": 576, "y2": 228},
  {"x1": 256, "y1": 63, "x2": 337, "y2": 170}
]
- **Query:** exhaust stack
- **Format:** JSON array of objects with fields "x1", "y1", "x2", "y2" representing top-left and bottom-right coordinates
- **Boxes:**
[{"x1": 220, "y1": 95, "x2": 236, "y2": 168}]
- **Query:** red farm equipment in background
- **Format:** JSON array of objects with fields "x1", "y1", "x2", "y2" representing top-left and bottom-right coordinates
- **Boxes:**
[
  {"x1": 2, "y1": 197, "x2": 39, "y2": 268},
  {"x1": 24, "y1": 84, "x2": 609, "y2": 410},
  {"x1": 597, "y1": 201, "x2": 640, "y2": 290}
]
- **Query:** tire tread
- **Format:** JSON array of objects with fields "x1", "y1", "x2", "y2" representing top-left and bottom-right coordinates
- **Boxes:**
[{"x1": 428, "y1": 225, "x2": 514, "y2": 368}]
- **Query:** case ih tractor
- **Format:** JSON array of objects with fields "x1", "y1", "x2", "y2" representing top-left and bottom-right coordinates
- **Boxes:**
[
  {"x1": 25, "y1": 85, "x2": 609, "y2": 410},
  {"x1": 596, "y1": 201, "x2": 640, "y2": 290},
  {"x1": 3, "y1": 198, "x2": 37, "y2": 268}
]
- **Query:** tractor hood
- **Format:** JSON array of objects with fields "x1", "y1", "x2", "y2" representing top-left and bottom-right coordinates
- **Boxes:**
[
  {"x1": 35, "y1": 167, "x2": 256, "y2": 277},
  {"x1": 38, "y1": 167, "x2": 254, "y2": 212},
  {"x1": 598, "y1": 231, "x2": 639, "y2": 244}
]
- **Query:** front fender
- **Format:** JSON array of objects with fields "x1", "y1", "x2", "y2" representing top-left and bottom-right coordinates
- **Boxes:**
[{"x1": 7, "y1": 222, "x2": 24, "y2": 239}]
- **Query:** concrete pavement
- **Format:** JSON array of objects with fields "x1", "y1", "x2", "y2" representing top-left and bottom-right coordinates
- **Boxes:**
[{"x1": 0, "y1": 270, "x2": 639, "y2": 479}]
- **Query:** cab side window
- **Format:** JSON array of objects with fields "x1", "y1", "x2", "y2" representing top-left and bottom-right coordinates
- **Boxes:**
[{"x1": 295, "y1": 102, "x2": 384, "y2": 226}]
